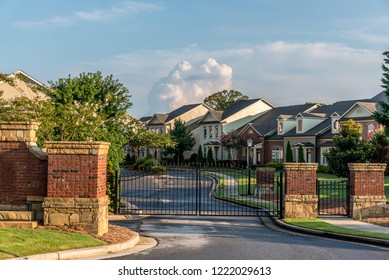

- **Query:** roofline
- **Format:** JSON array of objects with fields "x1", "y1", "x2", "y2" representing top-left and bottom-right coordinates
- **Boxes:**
[
  {"x1": 340, "y1": 101, "x2": 375, "y2": 119},
  {"x1": 14, "y1": 70, "x2": 44, "y2": 86},
  {"x1": 237, "y1": 123, "x2": 262, "y2": 137}
]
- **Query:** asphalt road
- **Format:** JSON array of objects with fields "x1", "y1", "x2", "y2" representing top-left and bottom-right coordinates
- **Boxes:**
[{"x1": 107, "y1": 215, "x2": 389, "y2": 260}]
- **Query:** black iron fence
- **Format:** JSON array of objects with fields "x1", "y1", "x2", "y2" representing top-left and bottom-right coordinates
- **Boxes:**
[
  {"x1": 316, "y1": 179, "x2": 350, "y2": 216},
  {"x1": 116, "y1": 164, "x2": 283, "y2": 217}
]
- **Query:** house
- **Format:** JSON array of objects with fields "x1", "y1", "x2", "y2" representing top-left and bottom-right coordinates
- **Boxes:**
[
  {"x1": 198, "y1": 98, "x2": 275, "y2": 161},
  {"x1": 237, "y1": 103, "x2": 320, "y2": 165},
  {"x1": 0, "y1": 70, "x2": 47, "y2": 100},
  {"x1": 145, "y1": 103, "x2": 211, "y2": 159}
]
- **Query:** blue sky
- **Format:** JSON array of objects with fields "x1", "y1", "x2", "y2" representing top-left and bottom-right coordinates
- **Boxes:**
[{"x1": 1, "y1": 0, "x2": 389, "y2": 117}]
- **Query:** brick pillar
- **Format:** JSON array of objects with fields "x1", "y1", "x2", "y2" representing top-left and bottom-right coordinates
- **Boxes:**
[
  {"x1": 348, "y1": 163, "x2": 387, "y2": 219},
  {"x1": 283, "y1": 163, "x2": 318, "y2": 218},
  {"x1": 0, "y1": 122, "x2": 47, "y2": 210},
  {"x1": 43, "y1": 141, "x2": 110, "y2": 236}
]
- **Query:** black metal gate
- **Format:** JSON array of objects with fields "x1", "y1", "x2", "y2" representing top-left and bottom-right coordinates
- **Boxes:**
[
  {"x1": 117, "y1": 165, "x2": 283, "y2": 217},
  {"x1": 317, "y1": 179, "x2": 350, "y2": 216}
]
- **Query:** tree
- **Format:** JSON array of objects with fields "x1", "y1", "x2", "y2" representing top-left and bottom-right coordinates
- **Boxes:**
[
  {"x1": 286, "y1": 141, "x2": 293, "y2": 162},
  {"x1": 206, "y1": 148, "x2": 215, "y2": 165},
  {"x1": 297, "y1": 146, "x2": 305, "y2": 163},
  {"x1": 368, "y1": 130, "x2": 389, "y2": 175},
  {"x1": 372, "y1": 49, "x2": 389, "y2": 136},
  {"x1": 220, "y1": 131, "x2": 245, "y2": 160},
  {"x1": 203, "y1": 90, "x2": 249, "y2": 110},
  {"x1": 197, "y1": 145, "x2": 205, "y2": 164},
  {"x1": 325, "y1": 119, "x2": 371, "y2": 177},
  {"x1": 164, "y1": 119, "x2": 196, "y2": 164},
  {"x1": 1, "y1": 71, "x2": 133, "y2": 210}
]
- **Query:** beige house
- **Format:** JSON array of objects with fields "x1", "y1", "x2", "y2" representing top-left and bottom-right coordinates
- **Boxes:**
[{"x1": 0, "y1": 70, "x2": 47, "y2": 100}]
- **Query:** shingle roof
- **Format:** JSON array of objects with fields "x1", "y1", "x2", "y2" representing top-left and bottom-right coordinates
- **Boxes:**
[
  {"x1": 221, "y1": 98, "x2": 272, "y2": 120},
  {"x1": 166, "y1": 103, "x2": 203, "y2": 122},
  {"x1": 247, "y1": 103, "x2": 317, "y2": 136}
]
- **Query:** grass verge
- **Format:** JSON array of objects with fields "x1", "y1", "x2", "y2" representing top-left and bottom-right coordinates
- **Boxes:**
[
  {"x1": 0, "y1": 228, "x2": 106, "y2": 260},
  {"x1": 283, "y1": 218, "x2": 389, "y2": 240}
]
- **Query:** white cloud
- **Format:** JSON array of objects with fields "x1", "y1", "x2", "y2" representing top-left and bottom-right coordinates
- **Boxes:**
[
  {"x1": 147, "y1": 58, "x2": 232, "y2": 113},
  {"x1": 72, "y1": 42, "x2": 383, "y2": 117},
  {"x1": 14, "y1": 1, "x2": 163, "y2": 28}
]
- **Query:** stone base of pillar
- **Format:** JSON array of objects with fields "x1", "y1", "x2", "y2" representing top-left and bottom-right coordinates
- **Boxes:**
[
  {"x1": 284, "y1": 195, "x2": 318, "y2": 219},
  {"x1": 351, "y1": 195, "x2": 387, "y2": 219},
  {"x1": 43, "y1": 196, "x2": 109, "y2": 236}
]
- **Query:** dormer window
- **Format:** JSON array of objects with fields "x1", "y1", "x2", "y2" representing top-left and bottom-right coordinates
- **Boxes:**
[
  {"x1": 297, "y1": 119, "x2": 303, "y2": 132},
  {"x1": 333, "y1": 119, "x2": 339, "y2": 130},
  {"x1": 278, "y1": 121, "x2": 284, "y2": 133}
]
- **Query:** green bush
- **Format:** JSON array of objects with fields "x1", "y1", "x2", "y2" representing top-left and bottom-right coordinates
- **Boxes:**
[
  {"x1": 151, "y1": 166, "x2": 166, "y2": 174},
  {"x1": 317, "y1": 165, "x2": 331, "y2": 174},
  {"x1": 266, "y1": 161, "x2": 283, "y2": 170}
]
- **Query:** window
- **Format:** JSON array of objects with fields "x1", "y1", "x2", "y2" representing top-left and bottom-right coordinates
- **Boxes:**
[
  {"x1": 272, "y1": 147, "x2": 283, "y2": 163},
  {"x1": 215, "y1": 126, "x2": 219, "y2": 138},
  {"x1": 321, "y1": 148, "x2": 330, "y2": 165},
  {"x1": 368, "y1": 123, "x2": 375, "y2": 138},
  {"x1": 297, "y1": 119, "x2": 303, "y2": 132},
  {"x1": 203, "y1": 126, "x2": 207, "y2": 139},
  {"x1": 242, "y1": 147, "x2": 246, "y2": 160},
  {"x1": 209, "y1": 126, "x2": 213, "y2": 139},
  {"x1": 278, "y1": 121, "x2": 284, "y2": 133},
  {"x1": 333, "y1": 119, "x2": 339, "y2": 130}
]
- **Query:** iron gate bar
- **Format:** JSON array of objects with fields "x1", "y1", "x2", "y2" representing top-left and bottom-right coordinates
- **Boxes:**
[
  {"x1": 317, "y1": 179, "x2": 350, "y2": 217},
  {"x1": 118, "y1": 164, "x2": 283, "y2": 217}
]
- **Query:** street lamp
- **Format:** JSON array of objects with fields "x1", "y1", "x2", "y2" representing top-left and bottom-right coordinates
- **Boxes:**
[
  {"x1": 246, "y1": 138, "x2": 253, "y2": 168},
  {"x1": 246, "y1": 138, "x2": 253, "y2": 195}
]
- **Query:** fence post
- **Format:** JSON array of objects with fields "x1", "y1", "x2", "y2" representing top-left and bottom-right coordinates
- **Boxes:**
[{"x1": 114, "y1": 169, "x2": 120, "y2": 215}]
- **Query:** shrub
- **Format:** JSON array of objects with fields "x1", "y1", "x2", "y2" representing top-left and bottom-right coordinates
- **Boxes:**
[
  {"x1": 266, "y1": 161, "x2": 283, "y2": 171},
  {"x1": 151, "y1": 166, "x2": 166, "y2": 174},
  {"x1": 317, "y1": 165, "x2": 331, "y2": 174}
]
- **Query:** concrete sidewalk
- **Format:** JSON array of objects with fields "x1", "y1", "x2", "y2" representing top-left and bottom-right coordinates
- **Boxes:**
[{"x1": 320, "y1": 216, "x2": 389, "y2": 234}]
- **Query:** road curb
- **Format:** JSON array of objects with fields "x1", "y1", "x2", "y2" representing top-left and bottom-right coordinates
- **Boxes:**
[
  {"x1": 12, "y1": 231, "x2": 141, "y2": 260},
  {"x1": 264, "y1": 216, "x2": 389, "y2": 248}
]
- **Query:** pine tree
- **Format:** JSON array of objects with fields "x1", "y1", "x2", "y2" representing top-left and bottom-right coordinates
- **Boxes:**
[
  {"x1": 286, "y1": 141, "x2": 293, "y2": 162},
  {"x1": 298, "y1": 146, "x2": 305, "y2": 163},
  {"x1": 197, "y1": 145, "x2": 204, "y2": 164},
  {"x1": 372, "y1": 49, "x2": 389, "y2": 136},
  {"x1": 206, "y1": 148, "x2": 215, "y2": 165}
]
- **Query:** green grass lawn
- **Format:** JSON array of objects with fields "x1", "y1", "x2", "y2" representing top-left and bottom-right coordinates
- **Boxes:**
[
  {"x1": 0, "y1": 228, "x2": 106, "y2": 260},
  {"x1": 283, "y1": 218, "x2": 389, "y2": 240}
]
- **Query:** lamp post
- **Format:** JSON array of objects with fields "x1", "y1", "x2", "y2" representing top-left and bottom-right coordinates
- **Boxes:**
[
  {"x1": 246, "y1": 138, "x2": 253, "y2": 168},
  {"x1": 246, "y1": 138, "x2": 253, "y2": 195}
]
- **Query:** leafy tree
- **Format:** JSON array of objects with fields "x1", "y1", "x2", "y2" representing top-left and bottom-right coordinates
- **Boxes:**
[
  {"x1": 325, "y1": 119, "x2": 371, "y2": 177},
  {"x1": 1, "y1": 71, "x2": 133, "y2": 210},
  {"x1": 197, "y1": 145, "x2": 205, "y2": 164},
  {"x1": 368, "y1": 131, "x2": 389, "y2": 175},
  {"x1": 297, "y1": 146, "x2": 305, "y2": 162},
  {"x1": 286, "y1": 141, "x2": 293, "y2": 162},
  {"x1": 203, "y1": 89, "x2": 249, "y2": 110},
  {"x1": 206, "y1": 148, "x2": 215, "y2": 165},
  {"x1": 220, "y1": 131, "x2": 245, "y2": 160},
  {"x1": 372, "y1": 49, "x2": 389, "y2": 136},
  {"x1": 164, "y1": 119, "x2": 195, "y2": 164}
]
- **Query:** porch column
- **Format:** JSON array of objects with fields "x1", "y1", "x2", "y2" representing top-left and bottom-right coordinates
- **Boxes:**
[
  {"x1": 348, "y1": 163, "x2": 387, "y2": 219},
  {"x1": 283, "y1": 163, "x2": 319, "y2": 218},
  {"x1": 253, "y1": 147, "x2": 257, "y2": 164}
]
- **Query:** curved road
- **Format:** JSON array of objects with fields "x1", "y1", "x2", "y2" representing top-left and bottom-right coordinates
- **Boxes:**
[{"x1": 108, "y1": 215, "x2": 389, "y2": 260}]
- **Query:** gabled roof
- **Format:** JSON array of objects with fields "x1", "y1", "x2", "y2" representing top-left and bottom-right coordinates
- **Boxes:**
[
  {"x1": 139, "y1": 116, "x2": 152, "y2": 124},
  {"x1": 221, "y1": 98, "x2": 274, "y2": 120},
  {"x1": 0, "y1": 70, "x2": 47, "y2": 100},
  {"x1": 166, "y1": 103, "x2": 204, "y2": 122},
  {"x1": 239, "y1": 103, "x2": 318, "y2": 137},
  {"x1": 148, "y1": 113, "x2": 169, "y2": 125},
  {"x1": 198, "y1": 110, "x2": 223, "y2": 124}
]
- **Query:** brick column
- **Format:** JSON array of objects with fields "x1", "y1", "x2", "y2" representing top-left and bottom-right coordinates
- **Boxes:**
[
  {"x1": 348, "y1": 163, "x2": 387, "y2": 219},
  {"x1": 283, "y1": 163, "x2": 318, "y2": 218},
  {"x1": 0, "y1": 122, "x2": 47, "y2": 210},
  {"x1": 43, "y1": 141, "x2": 110, "y2": 236}
]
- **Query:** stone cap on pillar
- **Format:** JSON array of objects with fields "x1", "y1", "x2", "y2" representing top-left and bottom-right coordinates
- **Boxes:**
[
  {"x1": 45, "y1": 141, "x2": 110, "y2": 155},
  {"x1": 283, "y1": 162, "x2": 319, "y2": 171},
  {"x1": 348, "y1": 163, "x2": 387, "y2": 172},
  {"x1": 0, "y1": 121, "x2": 40, "y2": 142}
]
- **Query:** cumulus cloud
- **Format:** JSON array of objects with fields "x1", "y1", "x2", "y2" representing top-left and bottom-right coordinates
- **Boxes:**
[{"x1": 147, "y1": 58, "x2": 232, "y2": 113}]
